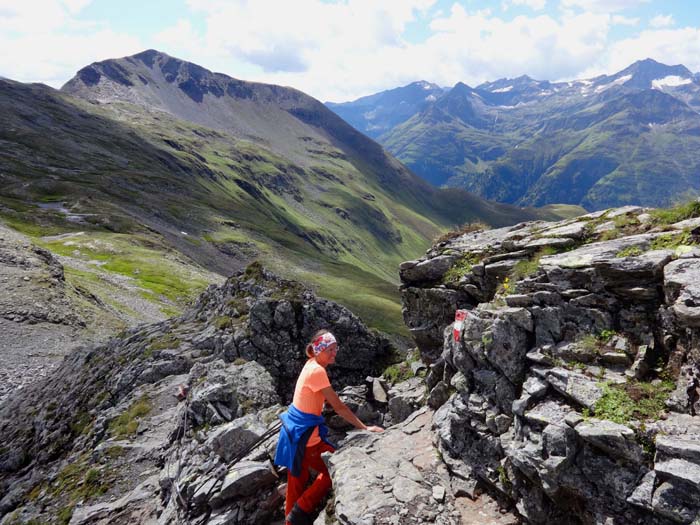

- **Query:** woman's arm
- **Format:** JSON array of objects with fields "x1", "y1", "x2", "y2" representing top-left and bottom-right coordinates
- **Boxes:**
[{"x1": 321, "y1": 386, "x2": 383, "y2": 432}]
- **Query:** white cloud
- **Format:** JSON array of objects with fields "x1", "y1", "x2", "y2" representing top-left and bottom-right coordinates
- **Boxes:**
[
  {"x1": 159, "y1": 1, "x2": 625, "y2": 100},
  {"x1": 649, "y1": 14, "x2": 674, "y2": 28},
  {"x1": 507, "y1": 0, "x2": 547, "y2": 10},
  {"x1": 611, "y1": 15, "x2": 639, "y2": 26},
  {"x1": 580, "y1": 27, "x2": 700, "y2": 79},
  {"x1": 423, "y1": 6, "x2": 610, "y2": 87},
  {"x1": 2, "y1": 0, "x2": 696, "y2": 103},
  {"x1": 560, "y1": 0, "x2": 650, "y2": 13},
  {"x1": 153, "y1": 0, "x2": 440, "y2": 99},
  {"x1": 0, "y1": 0, "x2": 141, "y2": 87},
  {"x1": 193, "y1": 0, "x2": 436, "y2": 73},
  {"x1": 61, "y1": 0, "x2": 92, "y2": 15}
]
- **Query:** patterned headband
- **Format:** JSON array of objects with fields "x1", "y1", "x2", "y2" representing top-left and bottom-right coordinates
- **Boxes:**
[{"x1": 312, "y1": 332, "x2": 337, "y2": 355}]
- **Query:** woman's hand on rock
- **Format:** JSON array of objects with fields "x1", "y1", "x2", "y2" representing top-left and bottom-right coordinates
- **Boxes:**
[{"x1": 366, "y1": 425, "x2": 384, "y2": 433}]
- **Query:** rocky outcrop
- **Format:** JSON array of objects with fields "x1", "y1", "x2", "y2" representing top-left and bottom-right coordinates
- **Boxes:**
[
  {"x1": 316, "y1": 408, "x2": 517, "y2": 525},
  {"x1": 6, "y1": 205, "x2": 700, "y2": 525},
  {"x1": 0, "y1": 264, "x2": 393, "y2": 524},
  {"x1": 401, "y1": 206, "x2": 700, "y2": 524},
  {"x1": 0, "y1": 223, "x2": 93, "y2": 402}
]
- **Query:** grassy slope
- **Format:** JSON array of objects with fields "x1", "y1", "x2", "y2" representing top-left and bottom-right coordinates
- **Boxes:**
[
  {"x1": 0, "y1": 82, "x2": 408, "y2": 335},
  {"x1": 0, "y1": 76, "x2": 557, "y2": 335}
]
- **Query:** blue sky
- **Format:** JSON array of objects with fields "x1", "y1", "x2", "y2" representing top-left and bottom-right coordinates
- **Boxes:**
[{"x1": 2, "y1": 0, "x2": 700, "y2": 101}]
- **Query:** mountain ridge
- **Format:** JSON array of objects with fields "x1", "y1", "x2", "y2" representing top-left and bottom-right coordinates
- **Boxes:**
[
  {"x1": 328, "y1": 58, "x2": 700, "y2": 210},
  {"x1": 1, "y1": 50, "x2": 559, "y2": 337}
]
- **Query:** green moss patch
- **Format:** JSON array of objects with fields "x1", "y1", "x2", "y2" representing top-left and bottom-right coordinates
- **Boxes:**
[
  {"x1": 382, "y1": 349, "x2": 421, "y2": 385},
  {"x1": 593, "y1": 380, "x2": 674, "y2": 425},
  {"x1": 146, "y1": 334, "x2": 180, "y2": 356},
  {"x1": 109, "y1": 395, "x2": 152, "y2": 439},
  {"x1": 650, "y1": 199, "x2": 700, "y2": 225},
  {"x1": 649, "y1": 229, "x2": 697, "y2": 251},
  {"x1": 443, "y1": 254, "x2": 481, "y2": 284},
  {"x1": 616, "y1": 246, "x2": 643, "y2": 258},
  {"x1": 511, "y1": 246, "x2": 557, "y2": 281}
]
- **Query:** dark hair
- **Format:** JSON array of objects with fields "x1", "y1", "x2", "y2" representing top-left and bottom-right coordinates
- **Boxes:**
[{"x1": 305, "y1": 329, "x2": 330, "y2": 358}]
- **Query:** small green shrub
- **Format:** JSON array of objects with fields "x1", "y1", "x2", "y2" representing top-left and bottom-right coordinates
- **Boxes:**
[
  {"x1": 579, "y1": 330, "x2": 616, "y2": 354},
  {"x1": 434, "y1": 222, "x2": 490, "y2": 244},
  {"x1": 496, "y1": 464, "x2": 512, "y2": 490},
  {"x1": 383, "y1": 363, "x2": 412, "y2": 385},
  {"x1": 510, "y1": 247, "x2": 557, "y2": 281},
  {"x1": 636, "y1": 424, "x2": 656, "y2": 457},
  {"x1": 511, "y1": 258, "x2": 539, "y2": 280},
  {"x1": 442, "y1": 254, "x2": 477, "y2": 284},
  {"x1": 579, "y1": 334, "x2": 600, "y2": 354},
  {"x1": 146, "y1": 334, "x2": 180, "y2": 353},
  {"x1": 57, "y1": 506, "x2": 74, "y2": 525},
  {"x1": 214, "y1": 316, "x2": 232, "y2": 330},
  {"x1": 50, "y1": 454, "x2": 110, "y2": 507},
  {"x1": 572, "y1": 361, "x2": 587, "y2": 372},
  {"x1": 616, "y1": 246, "x2": 643, "y2": 258},
  {"x1": 599, "y1": 229, "x2": 621, "y2": 241},
  {"x1": 109, "y1": 395, "x2": 152, "y2": 439},
  {"x1": 598, "y1": 330, "x2": 616, "y2": 343},
  {"x1": 650, "y1": 199, "x2": 700, "y2": 225},
  {"x1": 593, "y1": 380, "x2": 674, "y2": 425},
  {"x1": 69, "y1": 411, "x2": 92, "y2": 436},
  {"x1": 613, "y1": 214, "x2": 640, "y2": 230},
  {"x1": 105, "y1": 446, "x2": 125, "y2": 459},
  {"x1": 243, "y1": 261, "x2": 264, "y2": 280},
  {"x1": 649, "y1": 230, "x2": 696, "y2": 251}
]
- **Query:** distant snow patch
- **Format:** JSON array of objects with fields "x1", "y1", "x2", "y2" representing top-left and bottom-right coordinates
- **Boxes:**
[
  {"x1": 613, "y1": 74, "x2": 632, "y2": 85},
  {"x1": 594, "y1": 74, "x2": 632, "y2": 93},
  {"x1": 425, "y1": 94, "x2": 436, "y2": 102},
  {"x1": 652, "y1": 75, "x2": 692, "y2": 89},
  {"x1": 180, "y1": 231, "x2": 188, "y2": 236},
  {"x1": 492, "y1": 86, "x2": 513, "y2": 93}
]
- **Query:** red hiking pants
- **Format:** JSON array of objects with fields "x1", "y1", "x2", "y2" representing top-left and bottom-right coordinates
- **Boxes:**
[{"x1": 285, "y1": 441, "x2": 335, "y2": 520}]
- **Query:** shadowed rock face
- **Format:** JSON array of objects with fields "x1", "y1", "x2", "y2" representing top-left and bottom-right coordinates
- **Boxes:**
[{"x1": 401, "y1": 205, "x2": 700, "y2": 524}]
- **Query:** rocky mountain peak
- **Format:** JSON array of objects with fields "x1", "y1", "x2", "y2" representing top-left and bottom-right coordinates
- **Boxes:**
[
  {"x1": 449, "y1": 81, "x2": 474, "y2": 93},
  {"x1": 63, "y1": 49, "x2": 241, "y2": 105},
  {"x1": 611, "y1": 57, "x2": 694, "y2": 89}
]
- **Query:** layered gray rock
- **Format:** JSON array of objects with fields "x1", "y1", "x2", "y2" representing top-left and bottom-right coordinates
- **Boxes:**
[
  {"x1": 0, "y1": 265, "x2": 393, "y2": 524},
  {"x1": 401, "y1": 206, "x2": 700, "y2": 524},
  {"x1": 318, "y1": 408, "x2": 513, "y2": 525}
]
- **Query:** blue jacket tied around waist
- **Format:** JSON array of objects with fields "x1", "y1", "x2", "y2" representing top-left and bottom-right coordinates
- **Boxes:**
[{"x1": 274, "y1": 404, "x2": 336, "y2": 477}]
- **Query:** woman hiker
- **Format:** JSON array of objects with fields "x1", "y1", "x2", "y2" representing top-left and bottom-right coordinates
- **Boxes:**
[{"x1": 274, "y1": 330, "x2": 384, "y2": 525}]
